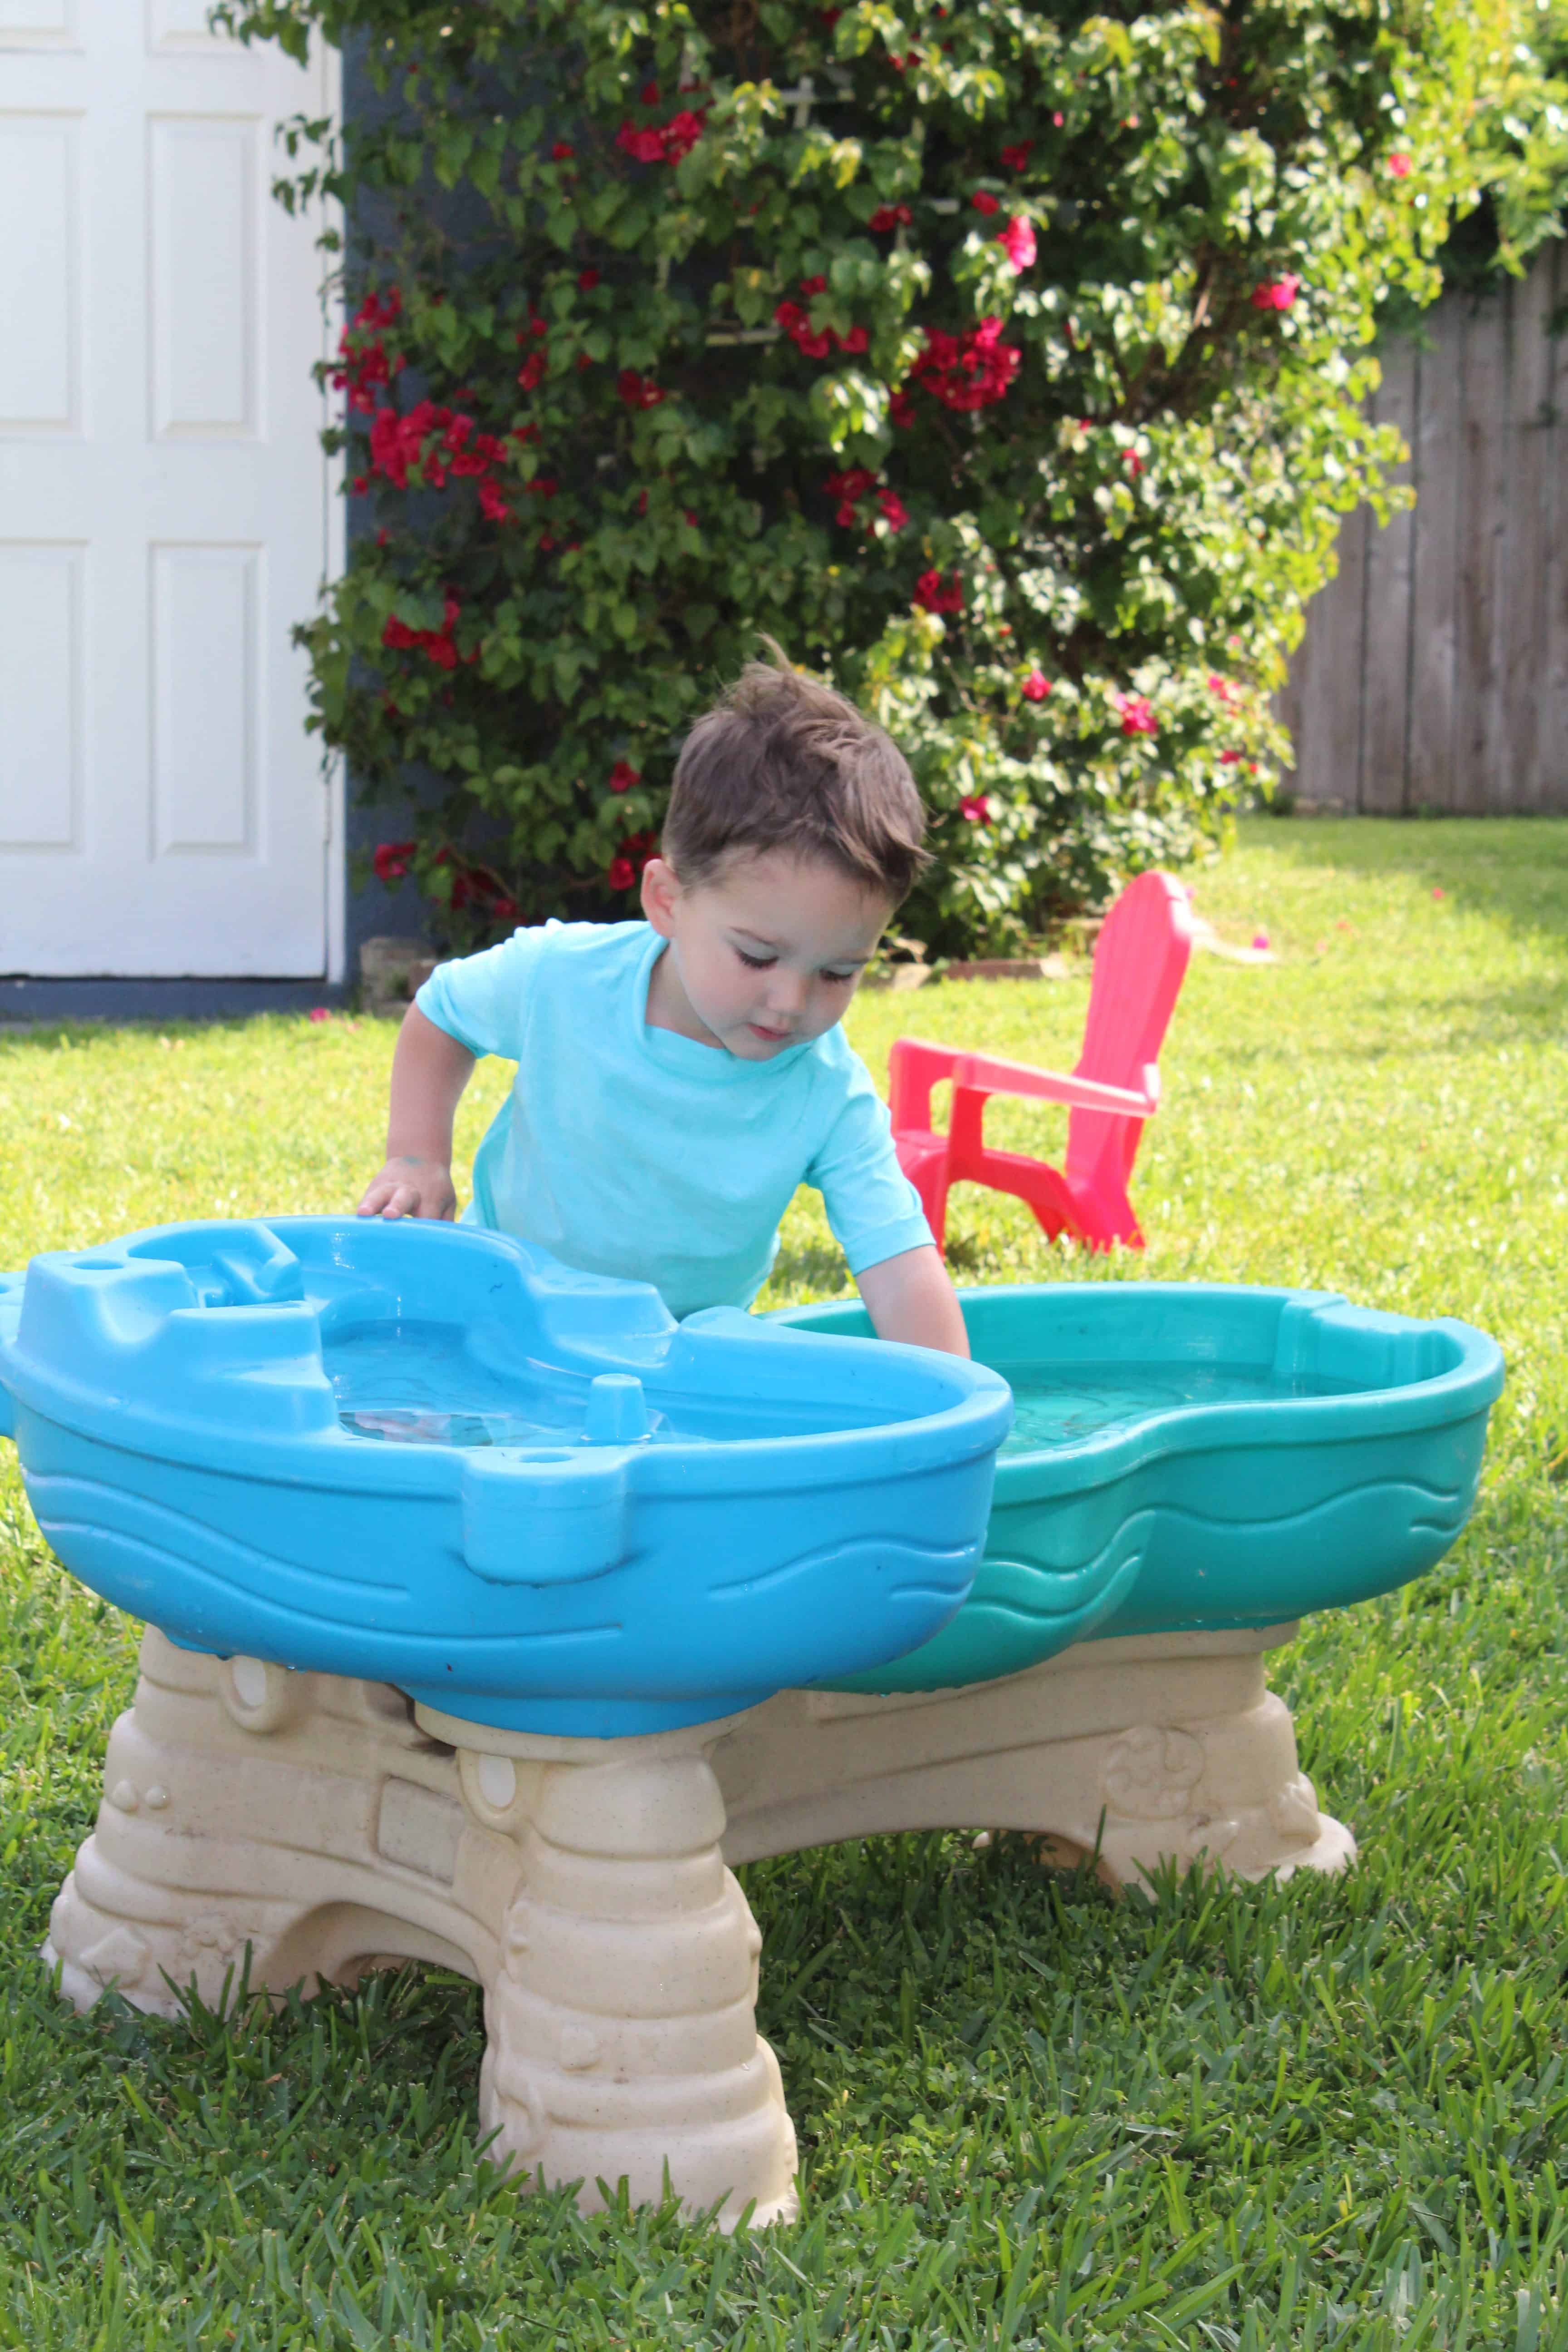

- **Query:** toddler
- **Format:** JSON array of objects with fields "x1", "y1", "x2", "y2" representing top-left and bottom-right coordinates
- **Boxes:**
[{"x1": 357, "y1": 654, "x2": 968, "y2": 1356}]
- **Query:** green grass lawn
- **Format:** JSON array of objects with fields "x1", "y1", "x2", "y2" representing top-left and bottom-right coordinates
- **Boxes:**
[{"x1": 2, "y1": 816, "x2": 1568, "y2": 2347}]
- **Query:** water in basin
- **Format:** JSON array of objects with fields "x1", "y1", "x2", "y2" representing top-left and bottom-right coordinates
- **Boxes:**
[
  {"x1": 326, "y1": 1319, "x2": 894, "y2": 1448},
  {"x1": 999, "y1": 1361, "x2": 1370, "y2": 1456}
]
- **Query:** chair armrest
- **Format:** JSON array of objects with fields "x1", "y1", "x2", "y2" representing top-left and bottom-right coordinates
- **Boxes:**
[
  {"x1": 888, "y1": 1038, "x2": 961, "y2": 1132},
  {"x1": 952, "y1": 1050, "x2": 1157, "y2": 1119}
]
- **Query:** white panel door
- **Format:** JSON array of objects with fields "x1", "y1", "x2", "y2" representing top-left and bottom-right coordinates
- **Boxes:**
[{"x1": 0, "y1": 5, "x2": 337, "y2": 977}]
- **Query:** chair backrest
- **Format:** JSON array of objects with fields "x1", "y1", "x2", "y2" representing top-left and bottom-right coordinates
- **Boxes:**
[{"x1": 1065, "y1": 871, "x2": 1194, "y2": 1193}]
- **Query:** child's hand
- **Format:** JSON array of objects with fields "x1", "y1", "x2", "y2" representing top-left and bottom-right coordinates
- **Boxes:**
[{"x1": 357, "y1": 1156, "x2": 457, "y2": 1222}]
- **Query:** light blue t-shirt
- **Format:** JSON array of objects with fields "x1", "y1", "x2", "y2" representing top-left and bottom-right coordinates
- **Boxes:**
[{"x1": 415, "y1": 919, "x2": 931, "y2": 1318}]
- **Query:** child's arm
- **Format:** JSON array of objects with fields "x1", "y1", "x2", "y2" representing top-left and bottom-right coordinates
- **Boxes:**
[
  {"x1": 856, "y1": 1245, "x2": 970, "y2": 1357},
  {"x1": 357, "y1": 1004, "x2": 477, "y2": 1221}
]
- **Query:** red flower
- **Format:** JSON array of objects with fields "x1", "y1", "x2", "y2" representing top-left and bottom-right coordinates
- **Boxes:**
[
  {"x1": 868, "y1": 203, "x2": 912, "y2": 232},
  {"x1": 636, "y1": 488, "x2": 649, "y2": 515},
  {"x1": 889, "y1": 388, "x2": 916, "y2": 428},
  {"x1": 914, "y1": 569, "x2": 964, "y2": 615},
  {"x1": 1218, "y1": 749, "x2": 1242, "y2": 765},
  {"x1": 608, "y1": 857, "x2": 636, "y2": 891},
  {"x1": 608, "y1": 760, "x2": 640, "y2": 794},
  {"x1": 617, "y1": 368, "x2": 666, "y2": 408},
  {"x1": 517, "y1": 351, "x2": 547, "y2": 392},
  {"x1": 478, "y1": 480, "x2": 510, "y2": 523},
  {"x1": 998, "y1": 217, "x2": 1035, "y2": 274},
  {"x1": 1021, "y1": 670, "x2": 1051, "y2": 702},
  {"x1": 617, "y1": 108, "x2": 706, "y2": 164},
  {"x1": 800, "y1": 275, "x2": 827, "y2": 295},
  {"x1": 641, "y1": 80, "x2": 660, "y2": 105},
  {"x1": 576, "y1": 352, "x2": 593, "y2": 371},
  {"x1": 616, "y1": 122, "x2": 668, "y2": 162},
  {"x1": 551, "y1": 141, "x2": 575, "y2": 161},
  {"x1": 1124, "y1": 450, "x2": 1143, "y2": 479},
  {"x1": 959, "y1": 794, "x2": 992, "y2": 824},
  {"x1": 877, "y1": 489, "x2": 909, "y2": 531},
  {"x1": 1000, "y1": 141, "x2": 1032, "y2": 172},
  {"x1": 382, "y1": 594, "x2": 463, "y2": 670},
  {"x1": 523, "y1": 476, "x2": 559, "y2": 498},
  {"x1": 1387, "y1": 152, "x2": 1412, "y2": 178},
  {"x1": 351, "y1": 474, "x2": 368, "y2": 495},
  {"x1": 1207, "y1": 673, "x2": 1238, "y2": 705},
  {"x1": 308, "y1": 1007, "x2": 331, "y2": 1023},
  {"x1": 662, "y1": 110, "x2": 706, "y2": 160},
  {"x1": 909, "y1": 317, "x2": 1020, "y2": 412},
  {"x1": 1250, "y1": 275, "x2": 1300, "y2": 312},
  {"x1": 824, "y1": 466, "x2": 877, "y2": 524},
  {"x1": 373, "y1": 839, "x2": 416, "y2": 882},
  {"x1": 971, "y1": 190, "x2": 1000, "y2": 216},
  {"x1": 1116, "y1": 693, "x2": 1157, "y2": 736},
  {"x1": 578, "y1": 268, "x2": 600, "y2": 290},
  {"x1": 491, "y1": 897, "x2": 519, "y2": 922}
]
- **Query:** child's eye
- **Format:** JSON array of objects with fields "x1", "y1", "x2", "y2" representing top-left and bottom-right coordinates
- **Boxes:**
[
  {"x1": 735, "y1": 948, "x2": 775, "y2": 970},
  {"x1": 822, "y1": 969, "x2": 858, "y2": 985}
]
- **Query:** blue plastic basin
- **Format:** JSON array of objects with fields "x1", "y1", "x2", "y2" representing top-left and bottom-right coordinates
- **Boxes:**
[{"x1": 0, "y1": 1219, "x2": 1012, "y2": 1736}]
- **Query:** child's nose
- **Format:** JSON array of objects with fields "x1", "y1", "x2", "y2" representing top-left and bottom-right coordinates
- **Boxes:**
[{"x1": 766, "y1": 969, "x2": 808, "y2": 1016}]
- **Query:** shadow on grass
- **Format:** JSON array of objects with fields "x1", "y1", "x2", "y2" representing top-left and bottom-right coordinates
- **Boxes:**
[{"x1": 1254, "y1": 812, "x2": 1568, "y2": 950}]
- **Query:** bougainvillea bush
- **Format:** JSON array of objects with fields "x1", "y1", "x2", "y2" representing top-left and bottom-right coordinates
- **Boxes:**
[{"x1": 228, "y1": 0, "x2": 1508, "y2": 953}]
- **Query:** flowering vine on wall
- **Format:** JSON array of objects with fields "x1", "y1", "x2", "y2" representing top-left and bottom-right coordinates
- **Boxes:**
[{"x1": 224, "y1": 0, "x2": 1507, "y2": 953}]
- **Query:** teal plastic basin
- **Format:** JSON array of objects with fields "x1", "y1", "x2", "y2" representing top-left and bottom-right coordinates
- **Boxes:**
[{"x1": 771, "y1": 1284, "x2": 1504, "y2": 1694}]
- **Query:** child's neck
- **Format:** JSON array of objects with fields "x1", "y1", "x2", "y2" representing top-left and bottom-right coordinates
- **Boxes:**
[{"x1": 645, "y1": 941, "x2": 723, "y2": 1048}]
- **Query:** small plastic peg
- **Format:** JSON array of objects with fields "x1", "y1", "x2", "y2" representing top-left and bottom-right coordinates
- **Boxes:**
[{"x1": 582, "y1": 1373, "x2": 650, "y2": 1446}]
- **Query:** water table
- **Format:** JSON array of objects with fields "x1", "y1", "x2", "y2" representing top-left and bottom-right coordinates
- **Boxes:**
[{"x1": 0, "y1": 1218, "x2": 1502, "y2": 2226}]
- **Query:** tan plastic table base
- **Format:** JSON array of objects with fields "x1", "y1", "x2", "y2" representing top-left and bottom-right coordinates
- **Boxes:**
[{"x1": 44, "y1": 1620, "x2": 1352, "y2": 2229}]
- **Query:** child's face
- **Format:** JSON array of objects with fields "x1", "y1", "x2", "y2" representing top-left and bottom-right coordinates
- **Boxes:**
[{"x1": 641, "y1": 849, "x2": 893, "y2": 1060}]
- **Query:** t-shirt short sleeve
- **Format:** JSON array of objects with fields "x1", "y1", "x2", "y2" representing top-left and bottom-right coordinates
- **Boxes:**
[
  {"x1": 807, "y1": 1055, "x2": 933, "y2": 1276},
  {"x1": 414, "y1": 924, "x2": 552, "y2": 1062}
]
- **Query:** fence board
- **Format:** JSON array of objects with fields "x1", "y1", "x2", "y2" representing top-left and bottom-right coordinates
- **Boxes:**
[
  {"x1": 1360, "y1": 343, "x2": 1417, "y2": 811},
  {"x1": 1286, "y1": 243, "x2": 1568, "y2": 813}
]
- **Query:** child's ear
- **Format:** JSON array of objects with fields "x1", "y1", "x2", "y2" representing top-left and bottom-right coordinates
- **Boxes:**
[{"x1": 640, "y1": 855, "x2": 680, "y2": 937}]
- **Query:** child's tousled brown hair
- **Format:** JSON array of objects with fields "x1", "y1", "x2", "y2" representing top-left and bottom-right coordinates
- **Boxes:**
[{"x1": 662, "y1": 643, "x2": 928, "y2": 904}]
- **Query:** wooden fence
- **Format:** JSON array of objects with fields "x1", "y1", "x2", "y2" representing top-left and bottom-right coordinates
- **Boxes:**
[{"x1": 1279, "y1": 240, "x2": 1568, "y2": 813}]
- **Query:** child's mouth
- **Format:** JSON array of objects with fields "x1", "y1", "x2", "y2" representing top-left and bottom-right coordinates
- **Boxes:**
[{"x1": 748, "y1": 1022, "x2": 790, "y2": 1043}]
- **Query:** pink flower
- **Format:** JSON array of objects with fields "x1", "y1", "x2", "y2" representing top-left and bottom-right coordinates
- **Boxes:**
[
  {"x1": 914, "y1": 568, "x2": 964, "y2": 615},
  {"x1": 1431, "y1": 885, "x2": 1446, "y2": 900},
  {"x1": 608, "y1": 760, "x2": 640, "y2": 794},
  {"x1": 308, "y1": 1007, "x2": 331, "y2": 1023},
  {"x1": 1251, "y1": 931, "x2": 1270, "y2": 951},
  {"x1": 1116, "y1": 694, "x2": 1157, "y2": 736},
  {"x1": 1000, "y1": 142, "x2": 1032, "y2": 172},
  {"x1": 909, "y1": 317, "x2": 1020, "y2": 412},
  {"x1": 1207, "y1": 673, "x2": 1238, "y2": 705},
  {"x1": 1218, "y1": 748, "x2": 1242, "y2": 765},
  {"x1": 959, "y1": 794, "x2": 992, "y2": 824},
  {"x1": 608, "y1": 856, "x2": 636, "y2": 891},
  {"x1": 1124, "y1": 450, "x2": 1143, "y2": 479},
  {"x1": 998, "y1": 217, "x2": 1035, "y2": 274},
  {"x1": 1250, "y1": 275, "x2": 1301, "y2": 312},
  {"x1": 1387, "y1": 152, "x2": 1412, "y2": 179},
  {"x1": 1021, "y1": 670, "x2": 1050, "y2": 702},
  {"x1": 971, "y1": 191, "x2": 1000, "y2": 216}
]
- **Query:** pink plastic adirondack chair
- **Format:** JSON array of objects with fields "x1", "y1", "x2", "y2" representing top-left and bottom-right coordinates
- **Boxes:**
[{"x1": 888, "y1": 870, "x2": 1195, "y2": 1255}]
